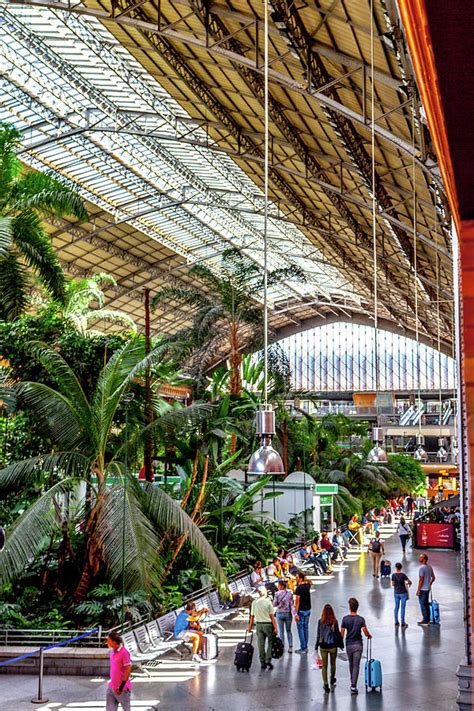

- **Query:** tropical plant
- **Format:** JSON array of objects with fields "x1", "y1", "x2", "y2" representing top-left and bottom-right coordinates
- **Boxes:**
[
  {"x1": 0, "y1": 339, "x2": 224, "y2": 600},
  {"x1": 74, "y1": 584, "x2": 151, "y2": 627},
  {"x1": 0, "y1": 123, "x2": 87, "y2": 319},
  {"x1": 152, "y1": 247, "x2": 304, "y2": 396},
  {"x1": 201, "y1": 476, "x2": 288, "y2": 571},
  {"x1": 60, "y1": 273, "x2": 137, "y2": 334},
  {"x1": 386, "y1": 453, "x2": 425, "y2": 495},
  {"x1": 317, "y1": 453, "x2": 403, "y2": 513}
]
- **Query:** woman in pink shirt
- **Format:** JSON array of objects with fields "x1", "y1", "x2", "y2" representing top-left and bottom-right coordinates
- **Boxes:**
[{"x1": 106, "y1": 631, "x2": 132, "y2": 710}]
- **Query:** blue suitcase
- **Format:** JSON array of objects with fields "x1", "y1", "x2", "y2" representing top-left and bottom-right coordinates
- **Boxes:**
[
  {"x1": 365, "y1": 639, "x2": 382, "y2": 692},
  {"x1": 430, "y1": 598, "x2": 440, "y2": 624}
]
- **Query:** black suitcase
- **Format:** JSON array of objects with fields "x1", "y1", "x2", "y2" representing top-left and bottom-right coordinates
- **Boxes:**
[
  {"x1": 271, "y1": 634, "x2": 284, "y2": 659},
  {"x1": 234, "y1": 633, "x2": 254, "y2": 672}
]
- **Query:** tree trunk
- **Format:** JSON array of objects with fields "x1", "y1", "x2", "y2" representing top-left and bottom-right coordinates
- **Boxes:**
[
  {"x1": 180, "y1": 449, "x2": 199, "y2": 511},
  {"x1": 73, "y1": 497, "x2": 103, "y2": 601},
  {"x1": 229, "y1": 321, "x2": 242, "y2": 454},
  {"x1": 144, "y1": 288, "x2": 154, "y2": 482},
  {"x1": 160, "y1": 456, "x2": 209, "y2": 582},
  {"x1": 282, "y1": 417, "x2": 288, "y2": 477}
]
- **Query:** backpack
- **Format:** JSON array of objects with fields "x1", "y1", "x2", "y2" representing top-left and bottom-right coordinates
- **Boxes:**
[
  {"x1": 371, "y1": 539, "x2": 381, "y2": 553},
  {"x1": 321, "y1": 622, "x2": 337, "y2": 646}
]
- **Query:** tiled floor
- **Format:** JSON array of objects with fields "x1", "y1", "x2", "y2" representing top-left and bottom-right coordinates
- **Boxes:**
[{"x1": 2, "y1": 529, "x2": 464, "y2": 710}]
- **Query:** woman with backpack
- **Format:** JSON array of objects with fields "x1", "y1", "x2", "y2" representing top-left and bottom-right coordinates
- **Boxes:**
[
  {"x1": 397, "y1": 516, "x2": 412, "y2": 552},
  {"x1": 273, "y1": 579, "x2": 294, "y2": 653},
  {"x1": 314, "y1": 604, "x2": 343, "y2": 693},
  {"x1": 368, "y1": 530, "x2": 384, "y2": 577}
]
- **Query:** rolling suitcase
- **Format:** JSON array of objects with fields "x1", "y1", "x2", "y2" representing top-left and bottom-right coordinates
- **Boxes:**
[
  {"x1": 365, "y1": 638, "x2": 382, "y2": 692},
  {"x1": 380, "y1": 560, "x2": 391, "y2": 577},
  {"x1": 201, "y1": 632, "x2": 219, "y2": 660},
  {"x1": 430, "y1": 595, "x2": 440, "y2": 624},
  {"x1": 234, "y1": 632, "x2": 254, "y2": 672},
  {"x1": 271, "y1": 635, "x2": 284, "y2": 659}
]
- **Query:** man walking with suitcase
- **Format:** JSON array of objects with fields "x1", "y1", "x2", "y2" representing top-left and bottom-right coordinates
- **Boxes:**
[
  {"x1": 248, "y1": 587, "x2": 278, "y2": 670},
  {"x1": 417, "y1": 553, "x2": 436, "y2": 625},
  {"x1": 341, "y1": 598, "x2": 372, "y2": 695}
]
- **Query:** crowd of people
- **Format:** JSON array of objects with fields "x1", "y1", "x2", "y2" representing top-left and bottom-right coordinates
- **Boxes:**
[{"x1": 105, "y1": 493, "x2": 443, "y2": 707}]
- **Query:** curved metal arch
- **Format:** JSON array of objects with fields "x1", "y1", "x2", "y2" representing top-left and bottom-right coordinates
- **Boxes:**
[
  {"x1": 273, "y1": 314, "x2": 453, "y2": 357},
  {"x1": 4, "y1": 0, "x2": 436, "y2": 176}
]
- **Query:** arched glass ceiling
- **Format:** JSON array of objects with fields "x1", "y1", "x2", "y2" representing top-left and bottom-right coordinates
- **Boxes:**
[
  {"x1": 275, "y1": 322, "x2": 456, "y2": 392},
  {"x1": 0, "y1": 5, "x2": 358, "y2": 306}
]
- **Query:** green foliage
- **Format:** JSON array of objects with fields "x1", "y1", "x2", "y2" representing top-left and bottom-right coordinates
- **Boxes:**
[
  {"x1": 58, "y1": 272, "x2": 137, "y2": 334},
  {"x1": 201, "y1": 476, "x2": 297, "y2": 572},
  {"x1": 74, "y1": 585, "x2": 151, "y2": 628},
  {"x1": 386, "y1": 453, "x2": 425, "y2": 495},
  {"x1": 0, "y1": 123, "x2": 87, "y2": 319},
  {"x1": 0, "y1": 309, "x2": 127, "y2": 397},
  {"x1": 0, "y1": 339, "x2": 224, "y2": 600},
  {"x1": 152, "y1": 247, "x2": 305, "y2": 395}
]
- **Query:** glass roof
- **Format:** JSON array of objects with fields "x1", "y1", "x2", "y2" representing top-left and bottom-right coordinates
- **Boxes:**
[{"x1": 0, "y1": 4, "x2": 361, "y2": 305}]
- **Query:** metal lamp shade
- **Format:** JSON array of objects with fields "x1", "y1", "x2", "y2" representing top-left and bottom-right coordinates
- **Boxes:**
[
  {"x1": 414, "y1": 446, "x2": 427, "y2": 461},
  {"x1": 367, "y1": 445, "x2": 388, "y2": 463},
  {"x1": 248, "y1": 440, "x2": 285, "y2": 476},
  {"x1": 248, "y1": 406, "x2": 284, "y2": 476}
]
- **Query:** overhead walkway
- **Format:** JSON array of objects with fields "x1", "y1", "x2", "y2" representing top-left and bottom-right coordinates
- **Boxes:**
[{"x1": 2, "y1": 520, "x2": 462, "y2": 710}]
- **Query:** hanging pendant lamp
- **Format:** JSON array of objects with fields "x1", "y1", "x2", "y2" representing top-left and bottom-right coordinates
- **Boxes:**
[
  {"x1": 414, "y1": 432, "x2": 427, "y2": 461},
  {"x1": 366, "y1": 7, "x2": 387, "y2": 464},
  {"x1": 367, "y1": 427, "x2": 388, "y2": 463},
  {"x1": 247, "y1": 1, "x2": 284, "y2": 478}
]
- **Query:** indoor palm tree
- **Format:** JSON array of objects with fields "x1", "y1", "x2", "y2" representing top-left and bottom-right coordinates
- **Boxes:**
[
  {"x1": 152, "y1": 247, "x2": 304, "y2": 396},
  {"x1": 0, "y1": 123, "x2": 87, "y2": 319},
  {"x1": 61, "y1": 272, "x2": 136, "y2": 334},
  {"x1": 0, "y1": 339, "x2": 223, "y2": 598}
]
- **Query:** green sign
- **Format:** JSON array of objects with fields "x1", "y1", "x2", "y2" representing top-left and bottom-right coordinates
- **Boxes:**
[
  {"x1": 315, "y1": 484, "x2": 338, "y2": 495},
  {"x1": 320, "y1": 495, "x2": 333, "y2": 506}
]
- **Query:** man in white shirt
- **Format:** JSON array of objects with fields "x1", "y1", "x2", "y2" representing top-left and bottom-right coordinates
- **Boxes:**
[{"x1": 248, "y1": 587, "x2": 278, "y2": 670}]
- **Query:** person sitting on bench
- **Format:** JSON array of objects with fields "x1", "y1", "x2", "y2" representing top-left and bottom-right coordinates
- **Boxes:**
[{"x1": 174, "y1": 601, "x2": 208, "y2": 663}]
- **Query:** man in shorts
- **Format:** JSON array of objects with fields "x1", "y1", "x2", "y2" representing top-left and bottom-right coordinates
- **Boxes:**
[{"x1": 173, "y1": 600, "x2": 208, "y2": 662}]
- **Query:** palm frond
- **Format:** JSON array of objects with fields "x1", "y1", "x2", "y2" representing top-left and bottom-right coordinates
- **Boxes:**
[
  {"x1": 189, "y1": 263, "x2": 222, "y2": 292},
  {"x1": 112, "y1": 402, "x2": 214, "y2": 464},
  {"x1": 96, "y1": 480, "x2": 162, "y2": 593},
  {"x1": 151, "y1": 287, "x2": 211, "y2": 311},
  {"x1": 86, "y1": 308, "x2": 137, "y2": 332},
  {"x1": 0, "y1": 123, "x2": 22, "y2": 199},
  {"x1": 0, "y1": 478, "x2": 81, "y2": 587},
  {"x1": 9, "y1": 172, "x2": 88, "y2": 220},
  {"x1": 141, "y1": 482, "x2": 225, "y2": 583},
  {"x1": 0, "y1": 250, "x2": 28, "y2": 319},
  {"x1": 16, "y1": 381, "x2": 91, "y2": 450},
  {"x1": 11, "y1": 211, "x2": 65, "y2": 301},
  {"x1": 0, "y1": 452, "x2": 89, "y2": 491},
  {"x1": 0, "y1": 216, "x2": 12, "y2": 257},
  {"x1": 24, "y1": 341, "x2": 93, "y2": 431}
]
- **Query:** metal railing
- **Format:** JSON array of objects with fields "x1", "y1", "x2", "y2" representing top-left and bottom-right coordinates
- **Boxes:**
[
  {"x1": 0, "y1": 628, "x2": 99, "y2": 704},
  {"x1": 0, "y1": 628, "x2": 103, "y2": 648}
]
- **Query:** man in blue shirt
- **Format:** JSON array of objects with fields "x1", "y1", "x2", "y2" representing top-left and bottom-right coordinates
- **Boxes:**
[{"x1": 174, "y1": 601, "x2": 208, "y2": 662}]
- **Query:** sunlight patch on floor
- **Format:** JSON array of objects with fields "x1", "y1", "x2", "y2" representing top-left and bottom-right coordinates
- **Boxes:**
[{"x1": 37, "y1": 702, "x2": 159, "y2": 710}]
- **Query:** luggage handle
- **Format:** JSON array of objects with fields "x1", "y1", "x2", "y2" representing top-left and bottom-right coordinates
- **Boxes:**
[
  {"x1": 245, "y1": 631, "x2": 253, "y2": 644},
  {"x1": 366, "y1": 636, "x2": 372, "y2": 661}
]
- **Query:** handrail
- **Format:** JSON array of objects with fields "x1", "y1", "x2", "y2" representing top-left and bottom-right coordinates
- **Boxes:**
[{"x1": 0, "y1": 627, "x2": 100, "y2": 704}]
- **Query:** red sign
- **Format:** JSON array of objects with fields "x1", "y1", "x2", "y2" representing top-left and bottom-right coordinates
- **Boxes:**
[{"x1": 416, "y1": 522, "x2": 454, "y2": 548}]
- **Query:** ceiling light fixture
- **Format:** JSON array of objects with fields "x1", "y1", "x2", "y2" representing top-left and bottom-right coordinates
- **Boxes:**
[{"x1": 248, "y1": 0, "x2": 284, "y2": 480}]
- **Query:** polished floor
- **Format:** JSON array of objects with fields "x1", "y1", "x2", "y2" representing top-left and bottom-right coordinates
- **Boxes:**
[{"x1": 3, "y1": 529, "x2": 464, "y2": 710}]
